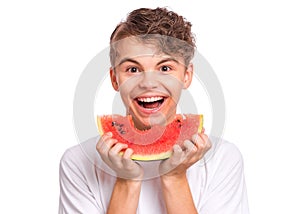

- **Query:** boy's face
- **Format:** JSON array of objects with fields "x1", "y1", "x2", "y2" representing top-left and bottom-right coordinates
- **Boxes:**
[{"x1": 110, "y1": 38, "x2": 193, "y2": 130}]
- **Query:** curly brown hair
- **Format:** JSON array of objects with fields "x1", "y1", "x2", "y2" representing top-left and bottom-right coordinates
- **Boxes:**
[{"x1": 110, "y1": 7, "x2": 196, "y2": 67}]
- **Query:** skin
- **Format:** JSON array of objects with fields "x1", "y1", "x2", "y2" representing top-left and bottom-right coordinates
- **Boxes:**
[
  {"x1": 110, "y1": 38, "x2": 193, "y2": 129},
  {"x1": 96, "y1": 38, "x2": 212, "y2": 213}
]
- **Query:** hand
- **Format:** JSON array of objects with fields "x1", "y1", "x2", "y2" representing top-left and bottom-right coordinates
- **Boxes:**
[
  {"x1": 96, "y1": 132, "x2": 144, "y2": 180},
  {"x1": 159, "y1": 129, "x2": 211, "y2": 179}
]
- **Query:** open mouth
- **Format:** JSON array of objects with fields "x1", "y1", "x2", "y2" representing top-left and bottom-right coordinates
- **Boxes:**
[{"x1": 136, "y1": 96, "x2": 165, "y2": 109}]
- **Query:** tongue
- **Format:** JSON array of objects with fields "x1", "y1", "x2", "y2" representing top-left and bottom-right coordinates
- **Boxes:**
[{"x1": 143, "y1": 101, "x2": 160, "y2": 109}]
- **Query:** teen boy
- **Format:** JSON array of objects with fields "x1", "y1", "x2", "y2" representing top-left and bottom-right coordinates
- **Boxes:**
[{"x1": 59, "y1": 7, "x2": 249, "y2": 214}]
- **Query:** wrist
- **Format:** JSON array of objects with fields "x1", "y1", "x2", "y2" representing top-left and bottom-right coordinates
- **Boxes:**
[
  {"x1": 116, "y1": 177, "x2": 142, "y2": 186},
  {"x1": 116, "y1": 177, "x2": 142, "y2": 190},
  {"x1": 108, "y1": 178, "x2": 142, "y2": 214},
  {"x1": 160, "y1": 173, "x2": 187, "y2": 186},
  {"x1": 114, "y1": 178, "x2": 142, "y2": 197},
  {"x1": 160, "y1": 173, "x2": 197, "y2": 213}
]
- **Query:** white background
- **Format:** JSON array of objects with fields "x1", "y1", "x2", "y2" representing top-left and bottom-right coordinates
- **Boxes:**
[{"x1": 1, "y1": 0, "x2": 299, "y2": 213}]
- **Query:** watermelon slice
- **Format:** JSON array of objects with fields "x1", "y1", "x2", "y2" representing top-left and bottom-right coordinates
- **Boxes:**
[{"x1": 97, "y1": 114, "x2": 203, "y2": 161}]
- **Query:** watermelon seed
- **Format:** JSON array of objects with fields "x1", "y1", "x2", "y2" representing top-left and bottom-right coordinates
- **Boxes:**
[
  {"x1": 120, "y1": 131, "x2": 126, "y2": 134},
  {"x1": 112, "y1": 121, "x2": 116, "y2": 126}
]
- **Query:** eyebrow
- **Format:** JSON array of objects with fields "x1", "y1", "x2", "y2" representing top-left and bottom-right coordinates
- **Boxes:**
[
  {"x1": 117, "y1": 58, "x2": 142, "y2": 67},
  {"x1": 117, "y1": 57, "x2": 180, "y2": 67},
  {"x1": 157, "y1": 57, "x2": 180, "y2": 65}
]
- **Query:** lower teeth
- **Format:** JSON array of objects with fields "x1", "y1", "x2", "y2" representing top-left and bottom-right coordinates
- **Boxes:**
[{"x1": 138, "y1": 100, "x2": 164, "y2": 109}]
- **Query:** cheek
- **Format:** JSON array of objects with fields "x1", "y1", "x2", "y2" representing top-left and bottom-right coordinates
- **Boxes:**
[
  {"x1": 161, "y1": 71, "x2": 185, "y2": 83},
  {"x1": 118, "y1": 82, "x2": 135, "y2": 107},
  {"x1": 160, "y1": 75, "x2": 184, "y2": 90},
  {"x1": 117, "y1": 75, "x2": 134, "y2": 92},
  {"x1": 170, "y1": 90, "x2": 183, "y2": 105}
]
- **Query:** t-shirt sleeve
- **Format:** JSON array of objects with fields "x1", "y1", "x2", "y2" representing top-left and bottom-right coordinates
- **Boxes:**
[
  {"x1": 199, "y1": 142, "x2": 249, "y2": 214},
  {"x1": 58, "y1": 148, "x2": 104, "y2": 214}
]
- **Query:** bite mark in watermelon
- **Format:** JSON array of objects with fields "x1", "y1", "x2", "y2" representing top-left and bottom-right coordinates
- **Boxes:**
[{"x1": 97, "y1": 114, "x2": 203, "y2": 161}]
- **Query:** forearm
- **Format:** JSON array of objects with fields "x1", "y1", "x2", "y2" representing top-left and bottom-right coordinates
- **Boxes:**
[
  {"x1": 161, "y1": 175, "x2": 197, "y2": 214},
  {"x1": 107, "y1": 178, "x2": 141, "y2": 214}
]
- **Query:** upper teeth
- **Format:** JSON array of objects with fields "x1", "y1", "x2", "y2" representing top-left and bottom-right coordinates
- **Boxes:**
[{"x1": 137, "y1": 96, "x2": 163, "y2": 103}]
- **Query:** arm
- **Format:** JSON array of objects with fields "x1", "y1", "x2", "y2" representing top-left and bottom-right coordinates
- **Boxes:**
[
  {"x1": 96, "y1": 132, "x2": 144, "y2": 214},
  {"x1": 107, "y1": 178, "x2": 141, "y2": 214},
  {"x1": 159, "y1": 132, "x2": 211, "y2": 214},
  {"x1": 161, "y1": 174, "x2": 197, "y2": 214}
]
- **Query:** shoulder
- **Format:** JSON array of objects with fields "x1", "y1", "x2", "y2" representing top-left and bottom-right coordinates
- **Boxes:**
[
  {"x1": 190, "y1": 136, "x2": 245, "y2": 180},
  {"x1": 59, "y1": 135, "x2": 100, "y2": 173},
  {"x1": 208, "y1": 136, "x2": 244, "y2": 164},
  {"x1": 201, "y1": 136, "x2": 245, "y2": 181},
  {"x1": 59, "y1": 136, "x2": 107, "y2": 213}
]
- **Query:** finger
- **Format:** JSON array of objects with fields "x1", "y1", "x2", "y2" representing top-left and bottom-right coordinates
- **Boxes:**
[
  {"x1": 192, "y1": 133, "x2": 211, "y2": 161},
  {"x1": 96, "y1": 139, "x2": 118, "y2": 168},
  {"x1": 123, "y1": 148, "x2": 134, "y2": 159},
  {"x1": 201, "y1": 127, "x2": 205, "y2": 134},
  {"x1": 184, "y1": 140, "x2": 197, "y2": 153},
  {"x1": 96, "y1": 132, "x2": 113, "y2": 150},
  {"x1": 172, "y1": 144, "x2": 183, "y2": 159},
  {"x1": 187, "y1": 134, "x2": 210, "y2": 163},
  {"x1": 97, "y1": 136, "x2": 117, "y2": 156},
  {"x1": 192, "y1": 133, "x2": 201, "y2": 146},
  {"x1": 122, "y1": 148, "x2": 136, "y2": 169},
  {"x1": 108, "y1": 143, "x2": 128, "y2": 168},
  {"x1": 183, "y1": 140, "x2": 200, "y2": 164},
  {"x1": 168, "y1": 144, "x2": 183, "y2": 166},
  {"x1": 97, "y1": 137, "x2": 117, "y2": 155},
  {"x1": 199, "y1": 133, "x2": 211, "y2": 151},
  {"x1": 203, "y1": 134, "x2": 212, "y2": 153},
  {"x1": 109, "y1": 142, "x2": 128, "y2": 155},
  {"x1": 193, "y1": 133, "x2": 211, "y2": 151},
  {"x1": 101, "y1": 132, "x2": 113, "y2": 142},
  {"x1": 160, "y1": 144, "x2": 183, "y2": 172}
]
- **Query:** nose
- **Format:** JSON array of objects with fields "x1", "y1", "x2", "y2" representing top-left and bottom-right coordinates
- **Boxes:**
[{"x1": 138, "y1": 71, "x2": 159, "y2": 89}]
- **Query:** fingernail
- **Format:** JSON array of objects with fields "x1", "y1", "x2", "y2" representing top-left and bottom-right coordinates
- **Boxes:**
[
  {"x1": 192, "y1": 134, "x2": 199, "y2": 143},
  {"x1": 173, "y1": 144, "x2": 181, "y2": 152}
]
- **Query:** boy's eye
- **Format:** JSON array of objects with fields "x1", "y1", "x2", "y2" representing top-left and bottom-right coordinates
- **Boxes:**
[
  {"x1": 160, "y1": 66, "x2": 171, "y2": 72},
  {"x1": 127, "y1": 67, "x2": 140, "y2": 73}
]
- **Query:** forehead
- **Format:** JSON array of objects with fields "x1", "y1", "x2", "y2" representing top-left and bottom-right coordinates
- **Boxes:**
[
  {"x1": 114, "y1": 37, "x2": 184, "y2": 65},
  {"x1": 115, "y1": 37, "x2": 162, "y2": 59}
]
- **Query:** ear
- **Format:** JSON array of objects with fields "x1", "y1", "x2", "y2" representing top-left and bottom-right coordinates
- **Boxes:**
[
  {"x1": 110, "y1": 67, "x2": 119, "y2": 91},
  {"x1": 183, "y1": 63, "x2": 194, "y2": 89}
]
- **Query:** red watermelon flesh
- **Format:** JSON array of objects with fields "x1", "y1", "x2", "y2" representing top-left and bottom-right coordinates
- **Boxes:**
[{"x1": 97, "y1": 114, "x2": 203, "y2": 161}]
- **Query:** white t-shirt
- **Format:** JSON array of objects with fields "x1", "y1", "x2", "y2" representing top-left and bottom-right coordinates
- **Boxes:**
[{"x1": 59, "y1": 136, "x2": 249, "y2": 214}]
